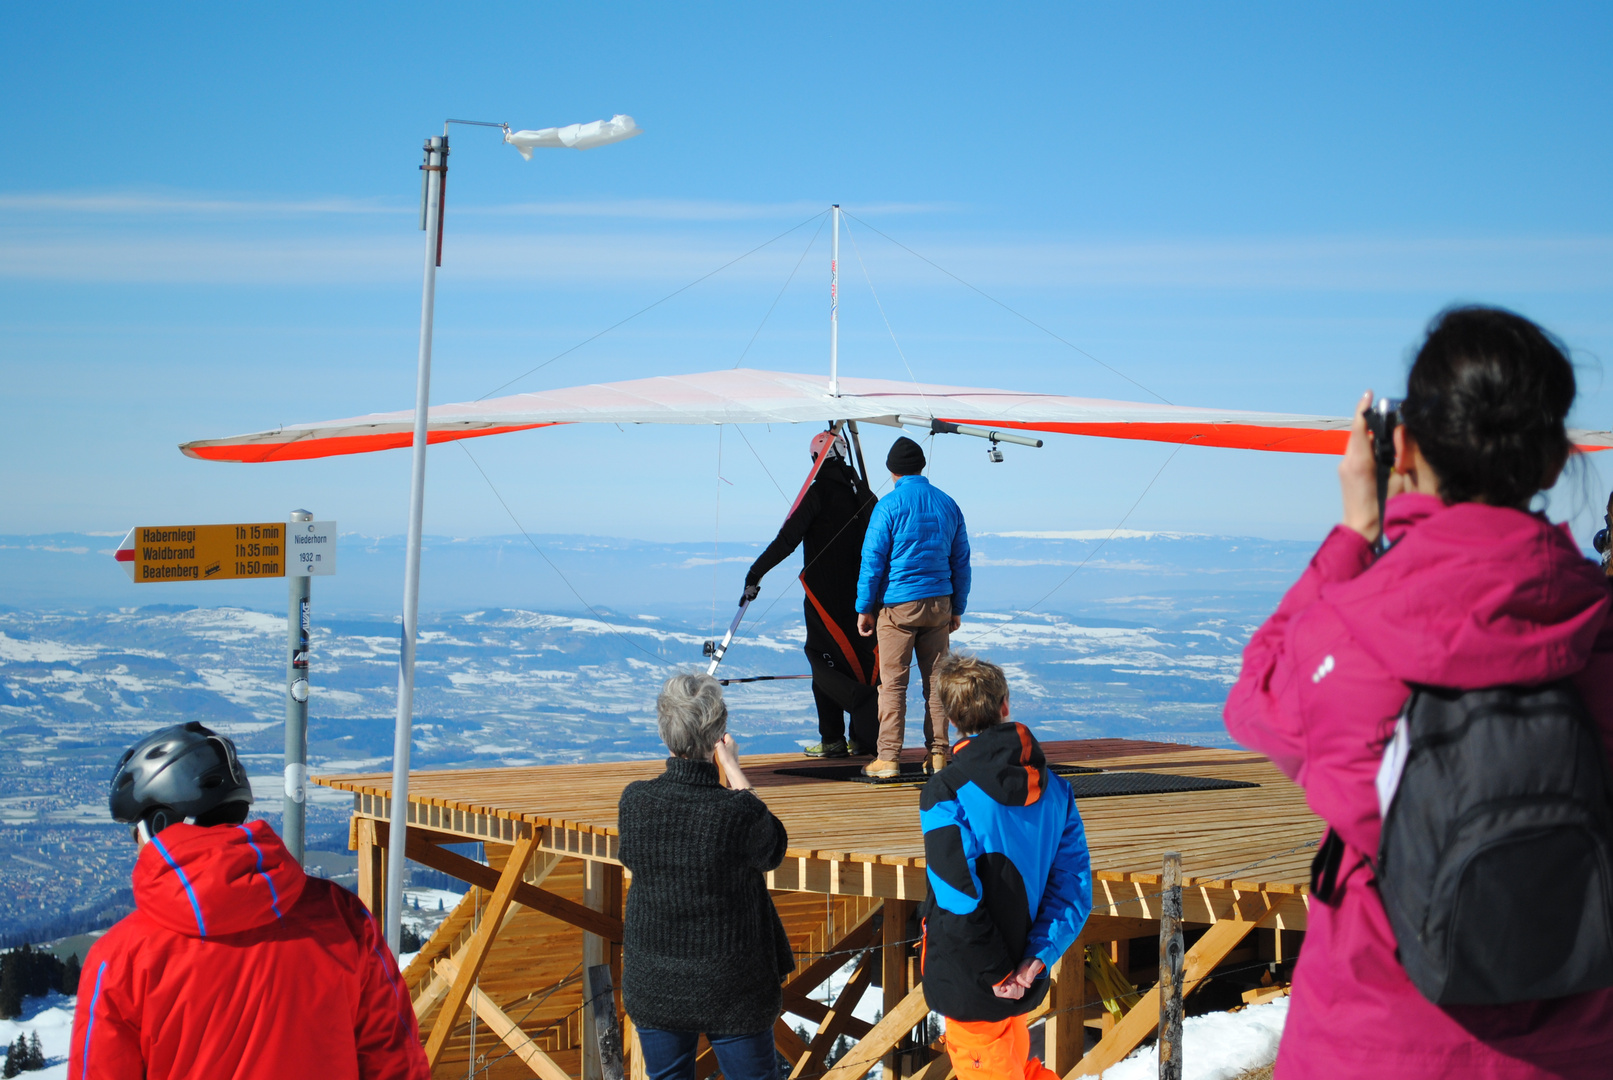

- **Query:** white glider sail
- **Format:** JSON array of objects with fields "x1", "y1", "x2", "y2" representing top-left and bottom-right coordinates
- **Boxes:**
[
  {"x1": 179, "y1": 367, "x2": 1613, "y2": 464},
  {"x1": 178, "y1": 368, "x2": 1353, "y2": 462}
]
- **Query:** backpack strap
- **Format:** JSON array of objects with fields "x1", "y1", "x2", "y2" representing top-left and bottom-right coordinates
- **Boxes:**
[{"x1": 1310, "y1": 828, "x2": 1346, "y2": 902}]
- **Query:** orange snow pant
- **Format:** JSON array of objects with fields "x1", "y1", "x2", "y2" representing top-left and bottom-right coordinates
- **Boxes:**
[{"x1": 942, "y1": 1015, "x2": 1059, "y2": 1080}]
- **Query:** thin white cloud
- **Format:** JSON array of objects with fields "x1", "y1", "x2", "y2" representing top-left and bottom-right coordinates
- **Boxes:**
[
  {"x1": 0, "y1": 192, "x2": 403, "y2": 215},
  {"x1": 464, "y1": 198, "x2": 959, "y2": 220},
  {"x1": 0, "y1": 190, "x2": 957, "y2": 222},
  {"x1": 2, "y1": 220, "x2": 1610, "y2": 293}
]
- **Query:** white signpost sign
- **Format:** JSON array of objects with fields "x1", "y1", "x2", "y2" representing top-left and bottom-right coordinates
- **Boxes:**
[{"x1": 286, "y1": 519, "x2": 337, "y2": 576}]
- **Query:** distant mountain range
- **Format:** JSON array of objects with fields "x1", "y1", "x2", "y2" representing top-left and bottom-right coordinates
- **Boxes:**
[{"x1": 1, "y1": 529, "x2": 1319, "y2": 614}]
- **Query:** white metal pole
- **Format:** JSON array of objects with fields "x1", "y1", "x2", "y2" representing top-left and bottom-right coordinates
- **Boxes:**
[
  {"x1": 829, "y1": 204, "x2": 840, "y2": 397},
  {"x1": 386, "y1": 134, "x2": 444, "y2": 952}
]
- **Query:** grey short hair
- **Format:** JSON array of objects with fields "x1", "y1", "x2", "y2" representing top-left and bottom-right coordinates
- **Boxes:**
[{"x1": 657, "y1": 672, "x2": 728, "y2": 759}]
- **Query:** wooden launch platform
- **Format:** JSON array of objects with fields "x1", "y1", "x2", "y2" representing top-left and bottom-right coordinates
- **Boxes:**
[{"x1": 318, "y1": 739, "x2": 1319, "y2": 1080}]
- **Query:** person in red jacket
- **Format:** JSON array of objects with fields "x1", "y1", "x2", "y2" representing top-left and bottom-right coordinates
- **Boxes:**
[
  {"x1": 1224, "y1": 306, "x2": 1613, "y2": 1078},
  {"x1": 69, "y1": 722, "x2": 428, "y2": 1080}
]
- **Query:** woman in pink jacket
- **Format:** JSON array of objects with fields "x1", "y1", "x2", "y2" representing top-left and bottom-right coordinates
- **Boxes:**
[{"x1": 1225, "y1": 306, "x2": 1613, "y2": 1078}]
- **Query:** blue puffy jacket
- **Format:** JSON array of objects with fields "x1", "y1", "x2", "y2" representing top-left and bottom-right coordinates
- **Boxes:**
[
  {"x1": 856, "y1": 476, "x2": 971, "y2": 614},
  {"x1": 919, "y1": 722, "x2": 1092, "y2": 1021}
]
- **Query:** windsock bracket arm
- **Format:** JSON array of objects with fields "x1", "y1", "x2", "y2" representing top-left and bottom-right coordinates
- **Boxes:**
[{"x1": 897, "y1": 416, "x2": 1045, "y2": 448}]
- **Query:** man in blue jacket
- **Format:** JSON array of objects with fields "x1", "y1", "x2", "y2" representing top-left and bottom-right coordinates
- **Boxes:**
[
  {"x1": 856, "y1": 436, "x2": 971, "y2": 778},
  {"x1": 919, "y1": 652, "x2": 1090, "y2": 1080}
]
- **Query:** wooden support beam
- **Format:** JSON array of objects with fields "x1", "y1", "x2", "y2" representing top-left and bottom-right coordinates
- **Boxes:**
[
  {"x1": 1042, "y1": 945, "x2": 1084, "y2": 1076},
  {"x1": 882, "y1": 899, "x2": 914, "y2": 1080},
  {"x1": 434, "y1": 955, "x2": 572, "y2": 1080},
  {"x1": 784, "y1": 906, "x2": 881, "y2": 1000},
  {"x1": 355, "y1": 815, "x2": 385, "y2": 922},
  {"x1": 424, "y1": 830, "x2": 541, "y2": 1068},
  {"x1": 376, "y1": 819, "x2": 624, "y2": 941},
  {"x1": 792, "y1": 949, "x2": 877, "y2": 1080},
  {"x1": 820, "y1": 983, "x2": 930, "y2": 1080},
  {"x1": 627, "y1": 1018, "x2": 647, "y2": 1080},
  {"x1": 775, "y1": 1017, "x2": 812, "y2": 1064},
  {"x1": 1158, "y1": 852, "x2": 1185, "y2": 1080},
  {"x1": 1068, "y1": 897, "x2": 1279, "y2": 1078},
  {"x1": 781, "y1": 994, "x2": 874, "y2": 1039},
  {"x1": 415, "y1": 896, "x2": 519, "y2": 1021},
  {"x1": 909, "y1": 1048, "x2": 955, "y2": 1080},
  {"x1": 408, "y1": 852, "x2": 563, "y2": 1015}
]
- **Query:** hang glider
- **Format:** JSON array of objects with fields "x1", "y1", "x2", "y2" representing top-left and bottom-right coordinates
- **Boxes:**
[{"x1": 178, "y1": 367, "x2": 1613, "y2": 463}]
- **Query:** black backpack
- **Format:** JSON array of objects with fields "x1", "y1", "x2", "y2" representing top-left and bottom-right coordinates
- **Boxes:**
[{"x1": 1315, "y1": 680, "x2": 1613, "y2": 1005}]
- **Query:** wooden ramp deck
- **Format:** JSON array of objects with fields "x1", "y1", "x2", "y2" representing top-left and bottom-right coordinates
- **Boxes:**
[{"x1": 319, "y1": 738, "x2": 1319, "y2": 1080}]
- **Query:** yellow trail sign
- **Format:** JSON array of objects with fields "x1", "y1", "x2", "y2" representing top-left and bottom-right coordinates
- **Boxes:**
[{"x1": 117, "y1": 522, "x2": 286, "y2": 582}]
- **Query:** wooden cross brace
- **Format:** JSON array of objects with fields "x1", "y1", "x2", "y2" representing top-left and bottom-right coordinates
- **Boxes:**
[{"x1": 424, "y1": 830, "x2": 542, "y2": 1068}]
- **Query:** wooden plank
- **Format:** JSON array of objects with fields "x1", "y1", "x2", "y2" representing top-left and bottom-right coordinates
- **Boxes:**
[
  {"x1": 317, "y1": 738, "x2": 1319, "y2": 896},
  {"x1": 424, "y1": 830, "x2": 541, "y2": 1068},
  {"x1": 1068, "y1": 895, "x2": 1279, "y2": 1077},
  {"x1": 820, "y1": 984, "x2": 931, "y2": 1080}
]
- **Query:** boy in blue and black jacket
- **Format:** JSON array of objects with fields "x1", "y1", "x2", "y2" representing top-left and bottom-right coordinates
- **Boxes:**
[{"x1": 919, "y1": 652, "x2": 1092, "y2": 1080}]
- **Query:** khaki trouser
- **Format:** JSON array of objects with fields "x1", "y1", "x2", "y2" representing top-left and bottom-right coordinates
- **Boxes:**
[{"x1": 875, "y1": 596, "x2": 952, "y2": 761}]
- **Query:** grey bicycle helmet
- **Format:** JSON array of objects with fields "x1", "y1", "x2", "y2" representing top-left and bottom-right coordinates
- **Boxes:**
[{"x1": 109, "y1": 722, "x2": 254, "y2": 834}]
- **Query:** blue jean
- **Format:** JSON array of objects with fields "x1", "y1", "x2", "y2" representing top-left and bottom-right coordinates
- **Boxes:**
[{"x1": 636, "y1": 1025, "x2": 779, "y2": 1080}]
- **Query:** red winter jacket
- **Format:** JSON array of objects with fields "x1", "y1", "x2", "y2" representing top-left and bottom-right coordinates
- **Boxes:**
[
  {"x1": 1225, "y1": 494, "x2": 1613, "y2": 1079},
  {"x1": 68, "y1": 820, "x2": 427, "y2": 1080}
]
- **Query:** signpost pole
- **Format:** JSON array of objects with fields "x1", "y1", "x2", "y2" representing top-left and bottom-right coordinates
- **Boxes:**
[
  {"x1": 385, "y1": 133, "x2": 446, "y2": 952},
  {"x1": 284, "y1": 509, "x2": 313, "y2": 864}
]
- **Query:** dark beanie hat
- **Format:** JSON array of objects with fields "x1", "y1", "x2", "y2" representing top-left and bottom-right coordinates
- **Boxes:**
[{"x1": 886, "y1": 437, "x2": 926, "y2": 475}]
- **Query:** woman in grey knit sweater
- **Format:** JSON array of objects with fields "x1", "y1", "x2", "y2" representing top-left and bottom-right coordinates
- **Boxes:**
[{"x1": 619, "y1": 673, "x2": 795, "y2": 1080}]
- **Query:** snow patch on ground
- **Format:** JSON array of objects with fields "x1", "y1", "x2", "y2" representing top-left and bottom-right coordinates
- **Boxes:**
[
  {"x1": 0, "y1": 632, "x2": 100, "y2": 663},
  {"x1": 1101, "y1": 998, "x2": 1289, "y2": 1080},
  {"x1": 0, "y1": 991, "x2": 75, "y2": 1078}
]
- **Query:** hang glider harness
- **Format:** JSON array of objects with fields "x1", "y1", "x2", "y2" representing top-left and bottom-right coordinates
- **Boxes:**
[
  {"x1": 707, "y1": 419, "x2": 847, "y2": 680},
  {"x1": 706, "y1": 416, "x2": 1042, "y2": 685}
]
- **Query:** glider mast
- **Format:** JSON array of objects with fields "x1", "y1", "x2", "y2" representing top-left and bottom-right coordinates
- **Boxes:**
[{"x1": 829, "y1": 204, "x2": 841, "y2": 397}]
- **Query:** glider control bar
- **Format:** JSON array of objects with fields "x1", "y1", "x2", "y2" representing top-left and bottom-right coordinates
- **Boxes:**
[{"x1": 704, "y1": 597, "x2": 752, "y2": 676}]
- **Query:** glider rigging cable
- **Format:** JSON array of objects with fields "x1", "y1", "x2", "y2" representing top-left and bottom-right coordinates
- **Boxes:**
[
  {"x1": 455, "y1": 441, "x2": 676, "y2": 668},
  {"x1": 842, "y1": 209, "x2": 1174, "y2": 405},
  {"x1": 478, "y1": 208, "x2": 831, "y2": 400}
]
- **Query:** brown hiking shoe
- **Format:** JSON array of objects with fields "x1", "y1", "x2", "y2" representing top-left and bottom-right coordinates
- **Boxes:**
[
  {"x1": 862, "y1": 758, "x2": 900, "y2": 779},
  {"x1": 926, "y1": 751, "x2": 950, "y2": 776}
]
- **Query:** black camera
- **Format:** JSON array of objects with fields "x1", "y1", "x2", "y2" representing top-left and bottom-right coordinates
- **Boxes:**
[
  {"x1": 1363, "y1": 397, "x2": 1403, "y2": 555},
  {"x1": 1364, "y1": 397, "x2": 1403, "y2": 470}
]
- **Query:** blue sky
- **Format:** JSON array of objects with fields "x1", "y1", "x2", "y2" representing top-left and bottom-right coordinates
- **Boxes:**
[{"x1": 4, "y1": 2, "x2": 1612, "y2": 550}]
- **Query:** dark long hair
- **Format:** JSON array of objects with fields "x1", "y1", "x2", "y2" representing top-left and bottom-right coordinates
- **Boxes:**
[{"x1": 1400, "y1": 306, "x2": 1576, "y2": 508}]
